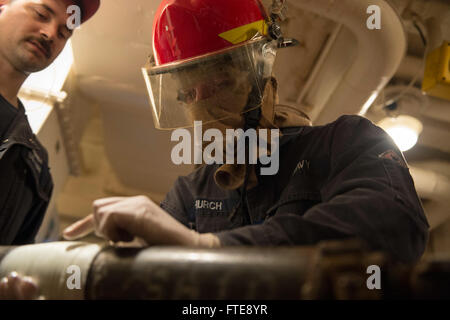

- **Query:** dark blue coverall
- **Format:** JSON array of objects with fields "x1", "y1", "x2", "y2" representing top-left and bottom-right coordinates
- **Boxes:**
[
  {"x1": 161, "y1": 115, "x2": 429, "y2": 263},
  {"x1": 0, "y1": 95, "x2": 53, "y2": 245}
]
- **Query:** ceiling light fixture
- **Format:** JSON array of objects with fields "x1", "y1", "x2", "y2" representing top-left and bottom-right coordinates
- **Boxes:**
[{"x1": 377, "y1": 115, "x2": 423, "y2": 152}]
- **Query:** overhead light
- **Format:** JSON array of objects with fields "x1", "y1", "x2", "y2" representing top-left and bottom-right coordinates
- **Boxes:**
[{"x1": 377, "y1": 115, "x2": 423, "y2": 152}]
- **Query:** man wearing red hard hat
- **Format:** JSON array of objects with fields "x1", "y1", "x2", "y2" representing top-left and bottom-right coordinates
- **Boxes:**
[
  {"x1": 0, "y1": 0, "x2": 100, "y2": 299},
  {"x1": 65, "y1": 0, "x2": 428, "y2": 266}
]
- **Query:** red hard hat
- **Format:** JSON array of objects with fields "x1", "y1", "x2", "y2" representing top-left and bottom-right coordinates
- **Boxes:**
[{"x1": 152, "y1": 0, "x2": 269, "y2": 67}]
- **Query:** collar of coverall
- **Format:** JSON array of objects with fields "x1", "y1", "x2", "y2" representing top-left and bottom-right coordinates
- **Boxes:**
[{"x1": 214, "y1": 77, "x2": 312, "y2": 190}]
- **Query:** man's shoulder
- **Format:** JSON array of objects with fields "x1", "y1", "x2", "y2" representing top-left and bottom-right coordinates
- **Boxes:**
[
  {"x1": 331, "y1": 114, "x2": 386, "y2": 138},
  {"x1": 3, "y1": 108, "x2": 49, "y2": 157},
  {"x1": 321, "y1": 115, "x2": 374, "y2": 130},
  {"x1": 282, "y1": 115, "x2": 371, "y2": 134},
  {"x1": 315, "y1": 114, "x2": 383, "y2": 141},
  {"x1": 280, "y1": 115, "x2": 388, "y2": 158},
  {"x1": 281, "y1": 115, "x2": 374, "y2": 144}
]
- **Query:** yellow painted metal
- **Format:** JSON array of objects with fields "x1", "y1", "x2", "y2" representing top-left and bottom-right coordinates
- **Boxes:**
[{"x1": 422, "y1": 41, "x2": 450, "y2": 101}]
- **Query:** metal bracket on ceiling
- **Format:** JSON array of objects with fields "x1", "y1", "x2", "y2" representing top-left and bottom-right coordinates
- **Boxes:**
[{"x1": 268, "y1": 0, "x2": 300, "y2": 49}]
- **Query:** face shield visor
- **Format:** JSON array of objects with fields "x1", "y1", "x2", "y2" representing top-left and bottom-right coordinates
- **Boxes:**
[{"x1": 142, "y1": 37, "x2": 277, "y2": 130}]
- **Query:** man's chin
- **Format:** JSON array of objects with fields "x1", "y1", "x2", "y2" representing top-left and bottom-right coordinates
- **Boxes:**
[
  {"x1": 17, "y1": 51, "x2": 52, "y2": 73},
  {"x1": 20, "y1": 60, "x2": 51, "y2": 74},
  {"x1": 24, "y1": 65, "x2": 48, "y2": 73}
]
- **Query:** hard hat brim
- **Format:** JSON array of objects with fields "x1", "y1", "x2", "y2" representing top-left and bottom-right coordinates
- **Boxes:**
[{"x1": 147, "y1": 37, "x2": 268, "y2": 76}]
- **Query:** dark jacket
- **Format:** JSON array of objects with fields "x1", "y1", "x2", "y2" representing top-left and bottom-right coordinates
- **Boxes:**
[
  {"x1": 161, "y1": 115, "x2": 429, "y2": 263},
  {"x1": 0, "y1": 99, "x2": 53, "y2": 244}
]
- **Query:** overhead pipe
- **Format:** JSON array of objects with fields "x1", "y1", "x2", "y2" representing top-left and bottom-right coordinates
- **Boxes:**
[
  {"x1": 410, "y1": 166, "x2": 450, "y2": 229},
  {"x1": 290, "y1": 0, "x2": 407, "y2": 124},
  {"x1": 295, "y1": 24, "x2": 344, "y2": 106},
  {"x1": 395, "y1": 55, "x2": 424, "y2": 83},
  {"x1": 410, "y1": 166, "x2": 450, "y2": 202}
]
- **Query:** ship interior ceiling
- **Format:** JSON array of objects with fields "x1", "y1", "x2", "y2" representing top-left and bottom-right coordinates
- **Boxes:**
[{"x1": 10, "y1": 0, "x2": 450, "y2": 275}]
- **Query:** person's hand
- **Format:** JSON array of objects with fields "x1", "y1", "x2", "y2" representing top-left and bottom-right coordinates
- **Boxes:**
[
  {"x1": 63, "y1": 196, "x2": 220, "y2": 248},
  {"x1": 0, "y1": 272, "x2": 40, "y2": 300}
]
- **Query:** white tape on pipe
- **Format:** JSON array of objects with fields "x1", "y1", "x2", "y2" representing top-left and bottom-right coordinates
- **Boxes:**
[{"x1": 0, "y1": 242, "x2": 103, "y2": 300}]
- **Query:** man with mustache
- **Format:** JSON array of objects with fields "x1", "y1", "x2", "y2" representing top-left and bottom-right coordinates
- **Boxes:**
[{"x1": 0, "y1": 0, "x2": 100, "y2": 299}]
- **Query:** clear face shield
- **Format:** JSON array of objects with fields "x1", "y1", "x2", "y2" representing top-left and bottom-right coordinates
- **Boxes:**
[{"x1": 142, "y1": 37, "x2": 277, "y2": 130}]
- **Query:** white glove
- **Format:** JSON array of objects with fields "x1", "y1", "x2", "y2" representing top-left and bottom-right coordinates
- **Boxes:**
[{"x1": 63, "y1": 196, "x2": 221, "y2": 248}]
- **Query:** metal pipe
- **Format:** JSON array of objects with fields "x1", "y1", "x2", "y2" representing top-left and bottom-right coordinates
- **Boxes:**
[
  {"x1": 1, "y1": 241, "x2": 450, "y2": 299},
  {"x1": 85, "y1": 246, "x2": 315, "y2": 300},
  {"x1": 295, "y1": 24, "x2": 343, "y2": 105},
  {"x1": 410, "y1": 166, "x2": 450, "y2": 202},
  {"x1": 395, "y1": 55, "x2": 424, "y2": 83},
  {"x1": 289, "y1": 0, "x2": 407, "y2": 124}
]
